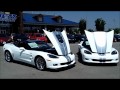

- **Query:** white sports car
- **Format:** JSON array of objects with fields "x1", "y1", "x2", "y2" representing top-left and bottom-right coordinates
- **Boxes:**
[
  {"x1": 3, "y1": 29, "x2": 75, "y2": 71},
  {"x1": 78, "y1": 30, "x2": 119, "y2": 64}
]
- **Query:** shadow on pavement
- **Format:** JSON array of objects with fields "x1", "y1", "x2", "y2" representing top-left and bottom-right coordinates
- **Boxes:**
[
  {"x1": 47, "y1": 64, "x2": 76, "y2": 72},
  {"x1": 9, "y1": 59, "x2": 76, "y2": 72}
]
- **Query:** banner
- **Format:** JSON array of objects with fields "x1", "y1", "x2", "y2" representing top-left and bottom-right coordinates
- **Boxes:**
[{"x1": 0, "y1": 14, "x2": 17, "y2": 22}]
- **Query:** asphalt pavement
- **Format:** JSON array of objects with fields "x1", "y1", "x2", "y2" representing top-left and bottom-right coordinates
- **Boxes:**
[{"x1": 0, "y1": 42, "x2": 120, "y2": 79}]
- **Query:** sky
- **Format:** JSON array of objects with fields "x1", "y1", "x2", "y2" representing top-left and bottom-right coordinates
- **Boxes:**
[{"x1": 23, "y1": 11, "x2": 120, "y2": 30}]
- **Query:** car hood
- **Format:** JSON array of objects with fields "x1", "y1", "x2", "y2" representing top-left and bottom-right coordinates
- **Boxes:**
[
  {"x1": 43, "y1": 29, "x2": 71, "y2": 56},
  {"x1": 85, "y1": 30, "x2": 114, "y2": 53}
]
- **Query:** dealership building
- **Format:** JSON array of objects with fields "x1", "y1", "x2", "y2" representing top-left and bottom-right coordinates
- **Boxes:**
[
  {"x1": 0, "y1": 12, "x2": 17, "y2": 34},
  {"x1": 0, "y1": 12, "x2": 78, "y2": 34}
]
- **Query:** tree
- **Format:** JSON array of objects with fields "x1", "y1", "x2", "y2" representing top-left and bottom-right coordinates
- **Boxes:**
[
  {"x1": 95, "y1": 18, "x2": 106, "y2": 31},
  {"x1": 88, "y1": 29, "x2": 94, "y2": 32},
  {"x1": 107, "y1": 28, "x2": 120, "y2": 34},
  {"x1": 114, "y1": 28, "x2": 120, "y2": 34},
  {"x1": 79, "y1": 19, "x2": 86, "y2": 34},
  {"x1": 107, "y1": 28, "x2": 112, "y2": 32},
  {"x1": 10, "y1": 11, "x2": 23, "y2": 33},
  {"x1": 72, "y1": 28, "x2": 80, "y2": 34}
]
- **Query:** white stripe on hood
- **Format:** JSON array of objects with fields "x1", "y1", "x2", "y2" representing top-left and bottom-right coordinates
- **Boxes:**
[
  {"x1": 85, "y1": 30, "x2": 114, "y2": 53},
  {"x1": 43, "y1": 29, "x2": 71, "y2": 56}
]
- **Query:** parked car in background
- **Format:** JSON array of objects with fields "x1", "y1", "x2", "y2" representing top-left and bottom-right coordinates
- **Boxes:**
[
  {"x1": 0, "y1": 34, "x2": 9, "y2": 45},
  {"x1": 67, "y1": 34, "x2": 76, "y2": 43},
  {"x1": 113, "y1": 34, "x2": 120, "y2": 42},
  {"x1": 74, "y1": 34, "x2": 87, "y2": 42},
  {"x1": 29, "y1": 33, "x2": 48, "y2": 42},
  {"x1": 12, "y1": 33, "x2": 29, "y2": 42}
]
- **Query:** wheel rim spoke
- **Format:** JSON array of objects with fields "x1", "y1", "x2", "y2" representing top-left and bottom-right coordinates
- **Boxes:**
[
  {"x1": 5, "y1": 52, "x2": 10, "y2": 61},
  {"x1": 36, "y1": 58, "x2": 45, "y2": 70}
]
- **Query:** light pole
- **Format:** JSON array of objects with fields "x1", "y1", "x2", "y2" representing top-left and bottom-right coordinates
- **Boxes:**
[{"x1": 19, "y1": 11, "x2": 23, "y2": 33}]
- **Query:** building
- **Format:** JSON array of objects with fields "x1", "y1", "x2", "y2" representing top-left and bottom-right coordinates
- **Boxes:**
[
  {"x1": 23, "y1": 13, "x2": 79, "y2": 33},
  {"x1": 0, "y1": 12, "x2": 79, "y2": 34},
  {"x1": 0, "y1": 11, "x2": 17, "y2": 34}
]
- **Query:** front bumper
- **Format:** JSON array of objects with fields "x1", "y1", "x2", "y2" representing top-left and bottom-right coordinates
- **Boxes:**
[
  {"x1": 46, "y1": 54, "x2": 76, "y2": 69},
  {"x1": 82, "y1": 53, "x2": 119, "y2": 64}
]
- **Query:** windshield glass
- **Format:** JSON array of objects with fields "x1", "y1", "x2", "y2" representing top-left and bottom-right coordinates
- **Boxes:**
[
  {"x1": 39, "y1": 43, "x2": 51, "y2": 48},
  {"x1": 82, "y1": 40, "x2": 91, "y2": 51},
  {"x1": 27, "y1": 41, "x2": 51, "y2": 49},
  {"x1": 28, "y1": 42, "x2": 39, "y2": 48}
]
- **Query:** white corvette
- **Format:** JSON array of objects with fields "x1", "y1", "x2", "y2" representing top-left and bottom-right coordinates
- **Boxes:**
[
  {"x1": 3, "y1": 29, "x2": 75, "y2": 71},
  {"x1": 78, "y1": 30, "x2": 119, "y2": 64}
]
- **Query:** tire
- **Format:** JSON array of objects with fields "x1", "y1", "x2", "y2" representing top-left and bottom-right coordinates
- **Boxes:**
[
  {"x1": 35, "y1": 57, "x2": 46, "y2": 71},
  {"x1": 114, "y1": 38, "x2": 117, "y2": 42},
  {"x1": 5, "y1": 51, "x2": 13, "y2": 62}
]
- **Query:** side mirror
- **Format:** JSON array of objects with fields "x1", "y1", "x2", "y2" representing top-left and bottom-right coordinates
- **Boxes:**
[{"x1": 19, "y1": 47, "x2": 25, "y2": 51}]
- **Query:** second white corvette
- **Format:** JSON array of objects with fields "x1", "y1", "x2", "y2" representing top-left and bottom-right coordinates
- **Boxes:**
[{"x1": 78, "y1": 30, "x2": 119, "y2": 64}]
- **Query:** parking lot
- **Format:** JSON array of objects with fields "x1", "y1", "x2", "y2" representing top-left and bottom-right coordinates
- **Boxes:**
[{"x1": 0, "y1": 42, "x2": 120, "y2": 79}]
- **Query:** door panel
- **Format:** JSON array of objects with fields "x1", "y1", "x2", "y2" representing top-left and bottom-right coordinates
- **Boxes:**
[{"x1": 19, "y1": 50, "x2": 32, "y2": 62}]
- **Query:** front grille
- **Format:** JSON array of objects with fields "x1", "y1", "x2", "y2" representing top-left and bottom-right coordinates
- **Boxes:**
[
  {"x1": 61, "y1": 61, "x2": 73, "y2": 65},
  {"x1": 92, "y1": 59, "x2": 112, "y2": 62},
  {"x1": 98, "y1": 53, "x2": 105, "y2": 56}
]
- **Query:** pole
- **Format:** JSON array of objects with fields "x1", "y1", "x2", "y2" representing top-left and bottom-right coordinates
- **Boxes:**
[{"x1": 19, "y1": 11, "x2": 23, "y2": 33}]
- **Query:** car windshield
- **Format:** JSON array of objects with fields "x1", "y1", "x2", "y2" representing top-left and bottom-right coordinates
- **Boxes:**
[
  {"x1": 39, "y1": 43, "x2": 51, "y2": 48},
  {"x1": 82, "y1": 40, "x2": 91, "y2": 51},
  {"x1": 28, "y1": 42, "x2": 39, "y2": 48},
  {"x1": 27, "y1": 41, "x2": 51, "y2": 49}
]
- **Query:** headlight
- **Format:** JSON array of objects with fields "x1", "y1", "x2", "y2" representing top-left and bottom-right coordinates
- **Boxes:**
[
  {"x1": 111, "y1": 50, "x2": 117, "y2": 55},
  {"x1": 84, "y1": 50, "x2": 91, "y2": 54},
  {"x1": 48, "y1": 54, "x2": 58, "y2": 58}
]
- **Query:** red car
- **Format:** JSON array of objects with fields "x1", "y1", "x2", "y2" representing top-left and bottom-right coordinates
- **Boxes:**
[
  {"x1": 0, "y1": 34, "x2": 9, "y2": 45},
  {"x1": 29, "y1": 33, "x2": 48, "y2": 42}
]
